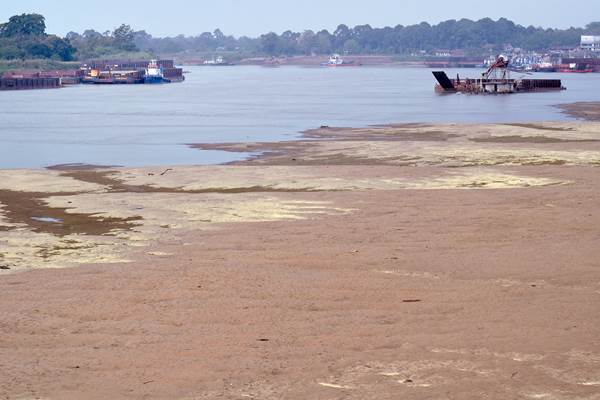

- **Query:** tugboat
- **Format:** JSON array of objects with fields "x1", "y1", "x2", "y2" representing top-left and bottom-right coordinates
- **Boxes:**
[{"x1": 144, "y1": 60, "x2": 166, "y2": 84}]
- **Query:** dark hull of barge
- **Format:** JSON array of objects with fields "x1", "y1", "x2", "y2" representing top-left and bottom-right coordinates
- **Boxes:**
[{"x1": 0, "y1": 77, "x2": 61, "y2": 91}]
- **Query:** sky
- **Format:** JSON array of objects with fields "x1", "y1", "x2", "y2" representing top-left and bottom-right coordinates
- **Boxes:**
[{"x1": 2, "y1": 0, "x2": 598, "y2": 38}]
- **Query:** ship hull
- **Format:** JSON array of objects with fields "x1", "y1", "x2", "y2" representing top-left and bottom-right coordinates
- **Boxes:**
[
  {"x1": 559, "y1": 69, "x2": 594, "y2": 73},
  {"x1": 144, "y1": 76, "x2": 166, "y2": 84},
  {"x1": 321, "y1": 62, "x2": 357, "y2": 68}
]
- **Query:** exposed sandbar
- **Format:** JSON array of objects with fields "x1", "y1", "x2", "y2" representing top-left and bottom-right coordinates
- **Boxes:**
[
  {"x1": 1, "y1": 120, "x2": 600, "y2": 399},
  {"x1": 557, "y1": 101, "x2": 600, "y2": 121}
]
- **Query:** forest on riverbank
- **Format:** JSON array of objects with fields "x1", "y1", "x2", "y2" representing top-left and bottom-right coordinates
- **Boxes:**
[{"x1": 2, "y1": 12, "x2": 600, "y2": 65}]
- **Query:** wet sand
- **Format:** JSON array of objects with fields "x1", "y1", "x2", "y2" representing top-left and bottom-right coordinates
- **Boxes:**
[
  {"x1": 1, "y1": 120, "x2": 600, "y2": 399},
  {"x1": 558, "y1": 102, "x2": 600, "y2": 121}
]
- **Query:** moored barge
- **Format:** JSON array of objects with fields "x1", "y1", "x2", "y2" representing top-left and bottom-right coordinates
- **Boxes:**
[
  {"x1": 433, "y1": 56, "x2": 565, "y2": 94},
  {"x1": 80, "y1": 59, "x2": 185, "y2": 84}
]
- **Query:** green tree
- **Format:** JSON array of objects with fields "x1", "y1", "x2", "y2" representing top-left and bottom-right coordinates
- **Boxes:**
[
  {"x1": 112, "y1": 24, "x2": 137, "y2": 51},
  {"x1": 297, "y1": 30, "x2": 316, "y2": 54},
  {"x1": 315, "y1": 30, "x2": 333, "y2": 54},
  {"x1": 0, "y1": 13, "x2": 46, "y2": 37},
  {"x1": 333, "y1": 24, "x2": 351, "y2": 49},
  {"x1": 260, "y1": 32, "x2": 281, "y2": 54},
  {"x1": 586, "y1": 22, "x2": 600, "y2": 35},
  {"x1": 45, "y1": 35, "x2": 76, "y2": 61},
  {"x1": 343, "y1": 39, "x2": 360, "y2": 54}
]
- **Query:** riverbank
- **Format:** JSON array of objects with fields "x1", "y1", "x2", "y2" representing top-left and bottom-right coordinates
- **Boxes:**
[{"x1": 1, "y1": 120, "x2": 600, "y2": 399}]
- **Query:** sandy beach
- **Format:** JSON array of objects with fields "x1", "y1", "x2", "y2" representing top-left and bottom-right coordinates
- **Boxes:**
[{"x1": 1, "y1": 103, "x2": 600, "y2": 399}]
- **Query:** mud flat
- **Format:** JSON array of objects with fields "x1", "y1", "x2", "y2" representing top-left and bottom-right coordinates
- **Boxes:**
[
  {"x1": 1, "y1": 120, "x2": 600, "y2": 399},
  {"x1": 557, "y1": 101, "x2": 600, "y2": 121}
]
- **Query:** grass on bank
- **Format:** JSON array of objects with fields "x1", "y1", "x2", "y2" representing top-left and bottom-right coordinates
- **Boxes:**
[
  {"x1": 0, "y1": 59, "x2": 79, "y2": 74},
  {"x1": 0, "y1": 52, "x2": 156, "y2": 74}
]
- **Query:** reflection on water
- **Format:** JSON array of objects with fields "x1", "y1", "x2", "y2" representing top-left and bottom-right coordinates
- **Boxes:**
[{"x1": 1, "y1": 65, "x2": 598, "y2": 168}]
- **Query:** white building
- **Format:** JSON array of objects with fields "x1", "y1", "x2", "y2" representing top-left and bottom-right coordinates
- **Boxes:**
[{"x1": 581, "y1": 36, "x2": 600, "y2": 52}]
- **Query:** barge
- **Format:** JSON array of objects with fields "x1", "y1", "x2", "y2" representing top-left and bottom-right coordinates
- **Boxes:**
[
  {"x1": 433, "y1": 56, "x2": 565, "y2": 94},
  {"x1": 80, "y1": 59, "x2": 185, "y2": 84},
  {"x1": 0, "y1": 77, "x2": 61, "y2": 91}
]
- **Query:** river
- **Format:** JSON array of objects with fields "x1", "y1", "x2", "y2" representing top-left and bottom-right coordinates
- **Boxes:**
[{"x1": 1, "y1": 65, "x2": 598, "y2": 168}]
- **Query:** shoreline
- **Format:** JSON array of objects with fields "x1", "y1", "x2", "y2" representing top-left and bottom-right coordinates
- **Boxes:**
[
  {"x1": 1, "y1": 116, "x2": 600, "y2": 398},
  {"x1": 556, "y1": 101, "x2": 600, "y2": 121},
  {"x1": 2, "y1": 117, "x2": 600, "y2": 271}
]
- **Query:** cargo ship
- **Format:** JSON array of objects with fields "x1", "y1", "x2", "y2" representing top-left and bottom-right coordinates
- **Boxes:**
[{"x1": 433, "y1": 56, "x2": 565, "y2": 94}]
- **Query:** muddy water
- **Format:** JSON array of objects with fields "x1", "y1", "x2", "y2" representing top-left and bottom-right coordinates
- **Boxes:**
[{"x1": 1, "y1": 66, "x2": 599, "y2": 168}]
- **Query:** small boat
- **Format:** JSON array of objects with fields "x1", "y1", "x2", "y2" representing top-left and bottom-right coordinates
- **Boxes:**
[
  {"x1": 144, "y1": 60, "x2": 165, "y2": 84},
  {"x1": 321, "y1": 54, "x2": 355, "y2": 67},
  {"x1": 203, "y1": 56, "x2": 231, "y2": 66}
]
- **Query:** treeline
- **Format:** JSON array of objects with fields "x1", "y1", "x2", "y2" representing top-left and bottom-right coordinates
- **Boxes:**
[
  {"x1": 3, "y1": 13, "x2": 600, "y2": 63},
  {"x1": 0, "y1": 14, "x2": 76, "y2": 61},
  {"x1": 132, "y1": 19, "x2": 600, "y2": 56},
  {"x1": 66, "y1": 25, "x2": 146, "y2": 60},
  {"x1": 0, "y1": 13, "x2": 143, "y2": 61}
]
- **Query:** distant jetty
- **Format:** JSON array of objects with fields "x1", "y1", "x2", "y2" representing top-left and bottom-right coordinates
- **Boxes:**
[{"x1": 0, "y1": 59, "x2": 184, "y2": 90}]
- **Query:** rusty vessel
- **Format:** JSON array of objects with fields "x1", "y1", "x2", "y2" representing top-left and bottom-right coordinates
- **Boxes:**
[{"x1": 433, "y1": 56, "x2": 565, "y2": 94}]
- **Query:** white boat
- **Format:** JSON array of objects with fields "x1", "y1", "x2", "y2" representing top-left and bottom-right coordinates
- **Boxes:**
[
  {"x1": 203, "y1": 56, "x2": 230, "y2": 66},
  {"x1": 321, "y1": 54, "x2": 355, "y2": 67}
]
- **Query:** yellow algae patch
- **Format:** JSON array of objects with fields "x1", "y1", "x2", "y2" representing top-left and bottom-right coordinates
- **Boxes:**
[
  {"x1": 310, "y1": 122, "x2": 600, "y2": 141},
  {"x1": 408, "y1": 121, "x2": 600, "y2": 142},
  {"x1": 1, "y1": 190, "x2": 352, "y2": 272},
  {"x1": 306, "y1": 141, "x2": 600, "y2": 167},
  {"x1": 0, "y1": 229, "x2": 130, "y2": 271},
  {"x1": 44, "y1": 193, "x2": 352, "y2": 244},
  {"x1": 405, "y1": 170, "x2": 567, "y2": 189},
  {"x1": 469, "y1": 122, "x2": 600, "y2": 141},
  {"x1": 0, "y1": 169, "x2": 107, "y2": 193},
  {"x1": 420, "y1": 146, "x2": 600, "y2": 167},
  {"x1": 107, "y1": 166, "x2": 414, "y2": 192},
  {"x1": 105, "y1": 166, "x2": 567, "y2": 193}
]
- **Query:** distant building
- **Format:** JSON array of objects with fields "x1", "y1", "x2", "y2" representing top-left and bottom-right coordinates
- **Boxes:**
[{"x1": 581, "y1": 36, "x2": 600, "y2": 52}]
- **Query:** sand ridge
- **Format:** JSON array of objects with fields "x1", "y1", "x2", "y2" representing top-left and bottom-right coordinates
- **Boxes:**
[{"x1": 192, "y1": 122, "x2": 600, "y2": 166}]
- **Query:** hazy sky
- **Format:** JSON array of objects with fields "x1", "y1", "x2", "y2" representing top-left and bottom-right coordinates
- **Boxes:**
[{"x1": 2, "y1": 0, "x2": 598, "y2": 37}]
